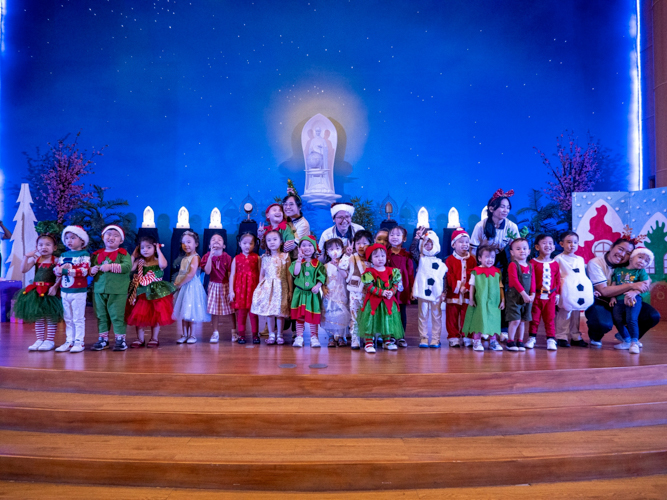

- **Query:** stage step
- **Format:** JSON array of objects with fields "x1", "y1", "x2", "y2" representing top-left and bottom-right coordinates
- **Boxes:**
[
  {"x1": 2, "y1": 363, "x2": 667, "y2": 397},
  {"x1": 1, "y1": 386, "x2": 667, "y2": 438},
  {"x1": 1, "y1": 475, "x2": 666, "y2": 499},
  {"x1": 1, "y1": 427, "x2": 666, "y2": 491}
]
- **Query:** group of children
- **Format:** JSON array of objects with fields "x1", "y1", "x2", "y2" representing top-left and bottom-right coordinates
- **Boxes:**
[{"x1": 13, "y1": 203, "x2": 655, "y2": 355}]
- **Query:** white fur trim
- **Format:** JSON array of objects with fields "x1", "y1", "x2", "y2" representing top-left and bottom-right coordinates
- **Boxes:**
[
  {"x1": 631, "y1": 247, "x2": 654, "y2": 266},
  {"x1": 102, "y1": 224, "x2": 125, "y2": 242},
  {"x1": 330, "y1": 203, "x2": 355, "y2": 218},
  {"x1": 62, "y1": 226, "x2": 89, "y2": 247}
]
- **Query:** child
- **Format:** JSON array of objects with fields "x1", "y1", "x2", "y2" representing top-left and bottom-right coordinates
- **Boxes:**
[
  {"x1": 289, "y1": 235, "x2": 326, "y2": 348},
  {"x1": 14, "y1": 233, "x2": 63, "y2": 351},
  {"x1": 610, "y1": 247, "x2": 653, "y2": 354},
  {"x1": 444, "y1": 229, "x2": 477, "y2": 348},
  {"x1": 387, "y1": 226, "x2": 414, "y2": 346},
  {"x1": 172, "y1": 230, "x2": 210, "y2": 344},
  {"x1": 53, "y1": 226, "x2": 90, "y2": 353},
  {"x1": 347, "y1": 230, "x2": 373, "y2": 350},
  {"x1": 90, "y1": 225, "x2": 132, "y2": 351},
  {"x1": 201, "y1": 233, "x2": 235, "y2": 343},
  {"x1": 554, "y1": 231, "x2": 594, "y2": 347},
  {"x1": 358, "y1": 243, "x2": 404, "y2": 353},
  {"x1": 410, "y1": 228, "x2": 447, "y2": 348},
  {"x1": 251, "y1": 229, "x2": 292, "y2": 345},
  {"x1": 462, "y1": 245, "x2": 505, "y2": 351},
  {"x1": 320, "y1": 238, "x2": 351, "y2": 347},
  {"x1": 258, "y1": 203, "x2": 297, "y2": 256},
  {"x1": 126, "y1": 235, "x2": 175, "y2": 348},
  {"x1": 229, "y1": 232, "x2": 261, "y2": 344},
  {"x1": 527, "y1": 234, "x2": 560, "y2": 351},
  {"x1": 375, "y1": 229, "x2": 389, "y2": 248},
  {"x1": 504, "y1": 238, "x2": 535, "y2": 352}
]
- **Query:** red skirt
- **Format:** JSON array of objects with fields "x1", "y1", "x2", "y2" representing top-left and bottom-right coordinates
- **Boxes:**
[{"x1": 126, "y1": 294, "x2": 175, "y2": 327}]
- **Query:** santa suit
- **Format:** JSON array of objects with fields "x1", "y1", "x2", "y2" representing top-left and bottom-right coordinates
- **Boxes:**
[
  {"x1": 411, "y1": 231, "x2": 448, "y2": 345},
  {"x1": 529, "y1": 259, "x2": 561, "y2": 337},
  {"x1": 444, "y1": 252, "x2": 477, "y2": 339}
]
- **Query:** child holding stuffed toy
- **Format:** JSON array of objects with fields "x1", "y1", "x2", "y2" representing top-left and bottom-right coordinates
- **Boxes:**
[
  {"x1": 358, "y1": 243, "x2": 404, "y2": 353},
  {"x1": 410, "y1": 228, "x2": 447, "y2": 348},
  {"x1": 289, "y1": 235, "x2": 327, "y2": 348},
  {"x1": 14, "y1": 233, "x2": 63, "y2": 352},
  {"x1": 172, "y1": 230, "x2": 211, "y2": 344},
  {"x1": 462, "y1": 245, "x2": 505, "y2": 351},
  {"x1": 444, "y1": 229, "x2": 477, "y2": 348},
  {"x1": 251, "y1": 229, "x2": 292, "y2": 345},
  {"x1": 320, "y1": 238, "x2": 351, "y2": 347},
  {"x1": 90, "y1": 225, "x2": 132, "y2": 351},
  {"x1": 229, "y1": 232, "x2": 261, "y2": 344},
  {"x1": 53, "y1": 226, "x2": 91, "y2": 353},
  {"x1": 347, "y1": 230, "x2": 373, "y2": 350},
  {"x1": 554, "y1": 231, "x2": 593, "y2": 348},
  {"x1": 526, "y1": 234, "x2": 561, "y2": 351},
  {"x1": 387, "y1": 226, "x2": 414, "y2": 345},
  {"x1": 201, "y1": 233, "x2": 236, "y2": 343},
  {"x1": 126, "y1": 235, "x2": 175, "y2": 348}
]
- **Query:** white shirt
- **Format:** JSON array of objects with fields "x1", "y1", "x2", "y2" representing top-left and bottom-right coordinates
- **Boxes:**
[
  {"x1": 470, "y1": 217, "x2": 519, "y2": 254},
  {"x1": 290, "y1": 216, "x2": 311, "y2": 240},
  {"x1": 318, "y1": 222, "x2": 365, "y2": 250},
  {"x1": 586, "y1": 255, "x2": 612, "y2": 287}
]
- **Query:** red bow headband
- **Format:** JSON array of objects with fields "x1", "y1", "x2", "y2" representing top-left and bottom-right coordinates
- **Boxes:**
[
  {"x1": 491, "y1": 188, "x2": 514, "y2": 201},
  {"x1": 621, "y1": 225, "x2": 647, "y2": 246}
]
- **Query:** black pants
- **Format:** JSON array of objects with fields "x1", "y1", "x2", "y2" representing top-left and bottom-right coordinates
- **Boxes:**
[
  {"x1": 585, "y1": 298, "x2": 660, "y2": 342},
  {"x1": 399, "y1": 304, "x2": 407, "y2": 332}
]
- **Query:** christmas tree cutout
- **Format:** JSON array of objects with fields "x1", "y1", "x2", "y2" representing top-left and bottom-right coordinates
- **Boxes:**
[{"x1": 5, "y1": 184, "x2": 39, "y2": 285}]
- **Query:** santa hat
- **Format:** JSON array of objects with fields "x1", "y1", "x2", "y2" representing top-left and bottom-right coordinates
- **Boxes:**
[
  {"x1": 330, "y1": 202, "x2": 355, "y2": 218},
  {"x1": 102, "y1": 224, "x2": 125, "y2": 242},
  {"x1": 365, "y1": 243, "x2": 387, "y2": 262},
  {"x1": 451, "y1": 228, "x2": 469, "y2": 245},
  {"x1": 265, "y1": 203, "x2": 283, "y2": 215},
  {"x1": 631, "y1": 246, "x2": 654, "y2": 266},
  {"x1": 420, "y1": 230, "x2": 441, "y2": 257},
  {"x1": 62, "y1": 225, "x2": 89, "y2": 247},
  {"x1": 299, "y1": 234, "x2": 320, "y2": 253}
]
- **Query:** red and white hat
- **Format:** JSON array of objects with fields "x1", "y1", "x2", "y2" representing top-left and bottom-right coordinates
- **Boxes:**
[
  {"x1": 630, "y1": 246, "x2": 654, "y2": 266},
  {"x1": 102, "y1": 224, "x2": 125, "y2": 243},
  {"x1": 62, "y1": 225, "x2": 89, "y2": 247},
  {"x1": 299, "y1": 234, "x2": 320, "y2": 253},
  {"x1": 451, "y1": 228, "x2": 469, "y2": 245}
]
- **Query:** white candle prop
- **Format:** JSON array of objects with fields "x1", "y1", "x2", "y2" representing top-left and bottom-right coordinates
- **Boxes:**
[
  {"x1": 209, "y1": 208, "x2": 223, "y2": 229},
  {"x1": 447, "y1": 207, "x2": 460, "y2": 228},
  {"x1": 176, "y1": 206, "x2": 190, "y2": 229},
  {"x1": 142, "y1": 206, "x2": 156, "y2": 228},
  {"x1": 417, "y1": 207, "x2": 430, "y2": 228}
]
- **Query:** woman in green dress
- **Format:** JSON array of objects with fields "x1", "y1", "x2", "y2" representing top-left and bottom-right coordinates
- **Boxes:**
[
  {"x1": 357, "y1": 243, "x2": 404, "y2": 353},
  {"x1": 462, "y1": 245, "x2": 506, "y2": 352}
]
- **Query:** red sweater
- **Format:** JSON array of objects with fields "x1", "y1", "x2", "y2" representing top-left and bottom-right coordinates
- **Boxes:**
[{"x1": 388, "y1": 247, "x2": 415, "y2": 305}]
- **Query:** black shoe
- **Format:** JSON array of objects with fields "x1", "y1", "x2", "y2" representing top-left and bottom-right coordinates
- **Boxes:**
[
  {"x1": 113, "y1": 338, "x2": 127, "y2": 351},
  {"x1": 91, "y1": 337, "x2": 109, "y2": 351},
  {"x1": 556, "y1": 339, "x2": 571, "y2": 348},
  {"x1": 253, "y1": 335, "x2": 261, "y2": 344},
  {"x1": 571, "y1": 339, "x2": 589, "y2": 347},
  {"x1": 238, "y1": 337, "x2": 246, "y2": 344}
]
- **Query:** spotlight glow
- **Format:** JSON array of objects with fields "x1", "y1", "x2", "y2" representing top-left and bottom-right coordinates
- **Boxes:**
[{"x1": 629, "y1": 6, "x2": 642, "y2": 191}]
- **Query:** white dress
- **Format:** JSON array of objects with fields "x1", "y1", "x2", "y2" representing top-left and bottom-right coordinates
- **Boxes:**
[
  {"x1": 172, "y1": 255, "x2": 211, "y2": 322},
  {"x1": 320, "y1": 259, "x2": 351, "y2": 333}
]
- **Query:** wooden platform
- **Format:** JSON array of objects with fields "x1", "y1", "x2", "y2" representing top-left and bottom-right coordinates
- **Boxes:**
[{"x1": 1, "y1": 306, "x2": 666, "y2": 495}]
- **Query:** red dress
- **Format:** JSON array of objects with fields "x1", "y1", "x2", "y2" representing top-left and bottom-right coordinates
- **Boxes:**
[
  {"x1": 231, "y1": 253, "x2": 260, "y2": 310},
  {"x1": 388, "y1": 248, "x2": 415, "y2": 305}
]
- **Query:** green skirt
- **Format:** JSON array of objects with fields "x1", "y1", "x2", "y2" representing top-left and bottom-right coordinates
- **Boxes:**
[
  {"x1": 140, "y1": 280, "x2": 177, "y2": 301},
  {"x1": 12, "y1": 288, "x2": 63, "y2": 323},
  {"x1": 358, "y1": 301, "x2": 404, "y2": 340}
]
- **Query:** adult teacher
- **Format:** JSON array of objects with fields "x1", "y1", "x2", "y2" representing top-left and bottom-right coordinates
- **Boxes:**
[
  {"x1": 282, "y1": 189, "x2": 310, "y2": 241},
  {"x1": 318, "y1": 202, "x2": 364, "y2": 255},
  {"x1": 470, "y1": 189, "x2": 518, "y2": 274},
  {"x1": 585, "y1": 237, "x2": 660, "y2": 347}
]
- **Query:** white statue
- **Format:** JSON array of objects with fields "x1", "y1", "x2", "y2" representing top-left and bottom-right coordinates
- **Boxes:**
[
  {"x1": 176, "y1": 206, "x2": 190, "y2": 229},
  {"x1": 301, "y1": 114, "x2": 341, "y2": 206},
  {"x1": 209, "y1": 208, "x2": 222, "y2": 229},
  {"x1": 142, "y1": 206, "x2": 156, "y2": 228}
]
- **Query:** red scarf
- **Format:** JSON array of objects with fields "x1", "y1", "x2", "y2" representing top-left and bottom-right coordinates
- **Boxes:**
[
  {"x1": 363, "y1": 267, "x2": 398, "y2": 315},
  {"x1": 473, "y1": 266, "x2": 500, "y2": 278}
]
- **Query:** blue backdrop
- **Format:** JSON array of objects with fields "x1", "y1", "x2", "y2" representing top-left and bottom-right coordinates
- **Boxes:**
[{"x1": 2, "y1": 0, "x2": 639, "y2": 243}]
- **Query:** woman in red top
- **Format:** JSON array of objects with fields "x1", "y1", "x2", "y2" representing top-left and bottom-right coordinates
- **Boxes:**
[{"x1": 387, "y1": 226, "x2": 414, "y2": 347}]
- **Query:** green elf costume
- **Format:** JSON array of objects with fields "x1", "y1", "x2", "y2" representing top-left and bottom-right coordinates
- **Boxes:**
[
  {"x1": 289, "y1": 234, "x2": 326, "y2": 347},
  {"x1": 91, "y1": 225, "x2": 132, "y2": 351},
  {"x1": 357, "y1": 243, "x2": 404, "y2": 353}
]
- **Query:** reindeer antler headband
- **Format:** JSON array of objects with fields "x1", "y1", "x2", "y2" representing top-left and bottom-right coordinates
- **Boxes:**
[
  {"x1": 491, "y1": 188, "x2": 515, "y2": 201},
  {"x1": 621, "y1": 225, "x2": 647, "y2": 246}
]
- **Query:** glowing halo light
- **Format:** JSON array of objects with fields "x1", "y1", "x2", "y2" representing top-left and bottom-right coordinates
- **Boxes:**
[{"x1": 266, "y1": 77, "x2": 369, "y2": 168}]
